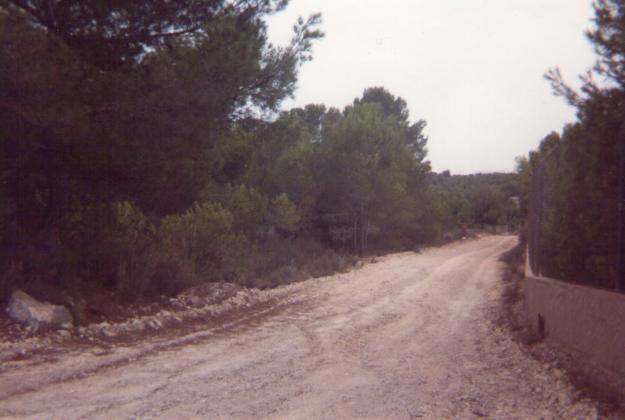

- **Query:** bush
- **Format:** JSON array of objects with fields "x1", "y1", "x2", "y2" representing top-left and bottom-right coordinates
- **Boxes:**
[
  {"x1": 159, "y1": 201, "x2": 248, "y2": 284},
  {"x1": 76, "y1": 201, "x2": 250, "y2": 299},
  {"x1": 266, "y1": 193, "x2": 301, "y2": 233},
  {"x1": 107, "y1": 201, "x2": 156, "y2": 296},
  {"x1": 240, "y1": 237, "x2": 355, "y2": 288},
  {"x1": 200, "y1": 184, "x2": 268, "y2": 236}
]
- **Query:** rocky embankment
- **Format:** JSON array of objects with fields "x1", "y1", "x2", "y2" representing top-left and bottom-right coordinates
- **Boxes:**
[{"x1": 0, "y1": 281, "x2": 306, "y2": 362}]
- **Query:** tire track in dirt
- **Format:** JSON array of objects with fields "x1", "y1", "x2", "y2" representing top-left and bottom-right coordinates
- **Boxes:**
[{"x1": 0, "y1": 236, "x2": 600, "y2": 419}]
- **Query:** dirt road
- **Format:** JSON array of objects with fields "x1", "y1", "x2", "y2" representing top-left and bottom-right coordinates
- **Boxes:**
[{"x1": 0, "y1": 236, "x2": 598, "y2": 419}]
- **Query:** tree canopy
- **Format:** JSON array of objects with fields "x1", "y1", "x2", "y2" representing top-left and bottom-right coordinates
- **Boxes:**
[
  {"x1": 3, "y1": 1, "x2": 300, "y2": 69},
  {"x1": 524, "y1": 0, "x2": 625, "y2": 289},
  {"x1": 0, "y1": 0, "x2": 515, "y2": 307}
]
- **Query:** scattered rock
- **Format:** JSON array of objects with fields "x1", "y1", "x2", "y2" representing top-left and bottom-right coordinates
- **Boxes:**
[
  {"x1": 186, "y1": 295, "x2": 204, "y2": 307},
  {"x1": 57, "y1": 330, "x2": 71, "y2": 338},
  {"x1": 101, "y1": 328, "x2": 117, "y2": 338},
  {"x1": 471, "y1": 408, "x2": 486, "y2": 417},
  {"x1": 6, "y1": 290, "x2": 73, "y2": 331},
  {"x1": 146, "y1": 318, "x2": 162, "y2": 329},
  {"x1": 1, "y1": 281, "x2": 300, "y2": 362},
  {"x1": 179, "y1": 282, "x2": 242, "y2": 306}
]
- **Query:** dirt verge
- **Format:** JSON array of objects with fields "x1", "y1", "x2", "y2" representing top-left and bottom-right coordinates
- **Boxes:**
[
  {"x1": 0, "y1": 236, "x2": 606, "y2": 418},
  {"x1": 496, "y1": 238, "x2": 625, "y2": 418}
]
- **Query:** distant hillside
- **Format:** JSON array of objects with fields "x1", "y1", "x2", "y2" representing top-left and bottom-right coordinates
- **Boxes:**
[
  {"x1": 429, "y1": 171, "x2": 521, "y2": 229},
  {"x1": 430, "y1": 172, "x2": 519, "y2": 196}
]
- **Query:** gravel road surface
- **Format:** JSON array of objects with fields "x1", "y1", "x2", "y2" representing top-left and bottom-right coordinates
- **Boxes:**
[{"x1": 0, "y1": 235, "x2": 598, "y2": 419}]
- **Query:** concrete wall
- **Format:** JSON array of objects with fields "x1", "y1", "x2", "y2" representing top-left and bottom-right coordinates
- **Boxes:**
[{"x1": 525, "y1": 264, "x2": 625, "y2": 374}]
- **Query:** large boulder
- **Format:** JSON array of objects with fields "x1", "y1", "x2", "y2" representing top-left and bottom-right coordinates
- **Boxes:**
[{"x1": 6, "y1": 290, "x2": 73, "y2": 331}]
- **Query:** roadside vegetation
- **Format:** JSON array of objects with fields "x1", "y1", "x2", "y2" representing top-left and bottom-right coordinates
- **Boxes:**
[
  {"x1": 430, "y1": 172, "x2": 521, "y2": 235},
  {"x1": 496, "y1": 236, "x2": 625, "y2": 418},
  {"x1": 506, "y1": 3, "x2": 625, "y2": 412},
  {"x1": 0, "y1": 1, "x2": 519, "y2": 312},
  {"x1": 518, "y1": 0, "x2": 625, "y2": 289}
]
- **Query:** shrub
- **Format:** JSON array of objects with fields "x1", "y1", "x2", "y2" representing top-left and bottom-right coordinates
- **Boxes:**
[
  {"x1": 215, "y1": 184, "x2": 267, "y2": 236},
  {"x1": 106, "y1": 201, "x2": 156, "y2": 297},
  {"x1": 240, "y1": 237, "x2": 355, "y2": 288},
  {"x1": 266, "y1": 193, "x2": 301, "y2": 233},
  {"x1": 159, "y1": 201, "x2": 248, "y2": 284}
]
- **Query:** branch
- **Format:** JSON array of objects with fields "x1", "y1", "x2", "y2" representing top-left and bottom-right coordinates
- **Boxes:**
[{"x1": 544, "y1": 67, "x2": 584, "y2": 107}]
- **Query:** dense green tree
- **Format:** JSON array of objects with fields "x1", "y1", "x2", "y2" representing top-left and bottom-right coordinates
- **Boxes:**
[
  {"x1": 315, "y1": 89, "x2": 431, "y2": 253},
  {"x1": 355, "y1": 87, "x2": 428, "y2": 160},
  {"x1": 2, "y1": 1, "x2": 298, "y2": 69},
  {"x1": 587, "y1": 0, "x2": 625, "y2": 89},
  {"x1": 431, "y1": 172, "x2": 520, "y2": 231},
  {"x1": 0, "y1": 0, "x2": 322, "y2": 298},
  {"x1": 0, "y1": 0, "x2": 464, "y2": 303},
  {"x1": 525, "y1": 1, "x2": 625, "y2": 288}
]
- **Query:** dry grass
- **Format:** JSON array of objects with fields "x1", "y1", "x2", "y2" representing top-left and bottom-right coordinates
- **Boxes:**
[
  {"x1": 496, "y1": 240, "x2": 540, "y2": 344},
  {"x1": 239, "y1": 237, "x2": 356, "y2": 290}
]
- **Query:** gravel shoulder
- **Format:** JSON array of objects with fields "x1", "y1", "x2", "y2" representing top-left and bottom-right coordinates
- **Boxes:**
[{"x1": 0, "y1": 235, "x2": 600, "y2": 419}]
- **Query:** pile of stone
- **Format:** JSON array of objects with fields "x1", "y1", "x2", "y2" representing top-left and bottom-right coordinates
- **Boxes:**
[
  {"x1": 1, "y1": 279, "x2": 307, "y2": 361},
  {"x1": 3, "y1": 282, "x2": 260, "y2": 342}
]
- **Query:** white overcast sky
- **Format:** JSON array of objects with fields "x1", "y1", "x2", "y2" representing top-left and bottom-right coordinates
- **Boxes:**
[{"x1": 266, "y1": 0, "x2": 597, "y2": 174}]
